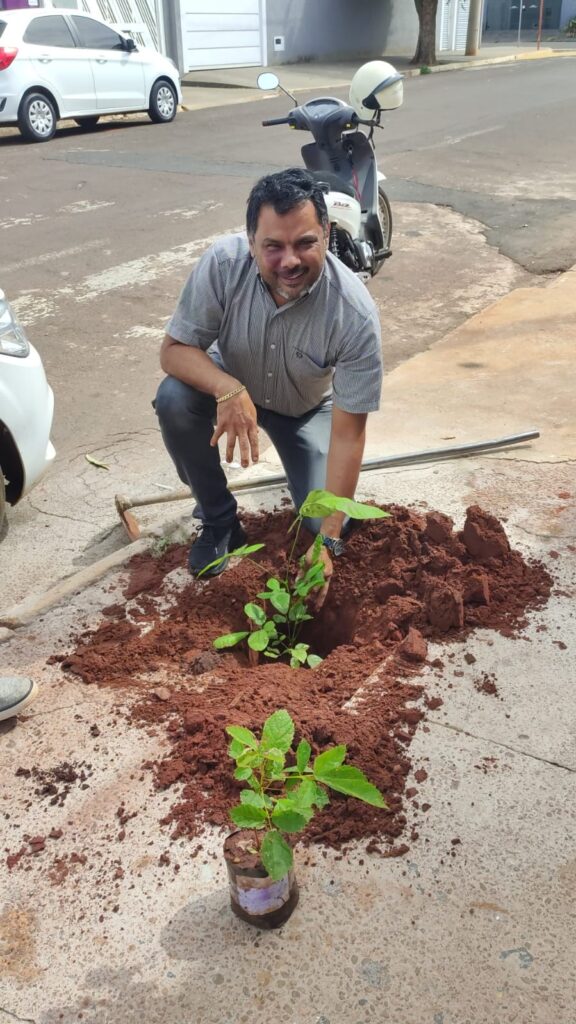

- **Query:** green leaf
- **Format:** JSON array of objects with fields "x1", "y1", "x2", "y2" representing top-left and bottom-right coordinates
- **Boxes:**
[
  {"x1": 248, "y1": 629, "x2": 270, "y2": 652},
  {"x1": 226, "y1": 725, "x2": 259, "y2": 749},
  {"x1": 261, "y1": 709, "x2": 295, "y2": 753},
  {"x1": 263, "y1": 620, "x2": 277, "y2": 636},
  {"x1": 292, "y1": 778, "x2": 328, "y2": 810},
  {"x1": 264, "y1": 747, "x2": 286, "y2": 766},
  {"x1": 288, "y1": 602, "x2": 312, "y2": 622},
  {"x1": 229, "y1": 804, "x2": 267, "y2": 828},
  {"x1": 288, "y1": 646, "x2": 308, "y2": 666},
  {"x1": 213, "y1": 631, "x2": 249, "y2": 649},
  {"x1": 270, "y1": 590, "x2": 290, "y2": 614},
  {"x1": 313, "y1": 765, "x2": 387, "y2": 808},
  {"x1": 244, "y1": 602, "x2": 266, "y2": 626},
  {"x1": 299, "y1": 489, "x2": 391, "y2": 521},
  {"x1": 234, "y1": 766, "x2": 254, "y2": 781},
  {"x1": 296, "y1": 739, "x2": 311, "y2": 772},
  {"x1": 228, "y1": 738, "x2": 245, "y2": 759},
  {"x1": 197, "y1": 542, "x2": 265, "y2": 578},
  {"x1": 271, "y1": 804, "x2": 308, "y2": 833},
  {"x1": 267, "y1": 578, "x2": 282, "y2": 590},
  {"x1": 313, "y1": 745, "x2": 347, "y2": 774},
  {"x1": 260, "y1": 830, "x2": 294, "y2": 881},
  {"x1": 240, "y1": 790, "x2": 266, "y2": 808},
  {"x1": 236, "y1": 749, "x2": 260, "y2": 769},
  {"x1": 307, "y1": 654, "x2": 323, "y2": 669},
  {"x1": 263, "y1": 649, "x2": 280, "y2": 659}
]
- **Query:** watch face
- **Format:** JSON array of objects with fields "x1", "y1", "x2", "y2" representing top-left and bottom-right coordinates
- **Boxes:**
[{"x1": 321, "y1": 535, "x2": 345, "y2": 557}]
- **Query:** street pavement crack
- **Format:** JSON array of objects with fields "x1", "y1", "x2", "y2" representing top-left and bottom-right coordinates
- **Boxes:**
[
  {"x1": 26, "y1": 501, "x2": 95, "y2": 528},
  {"x1": 0, "y1": 1007, "x2": 36, "y2": 1024},
  {"x1": 430, "y1": 719, "x2": 576, "y2": 773}
]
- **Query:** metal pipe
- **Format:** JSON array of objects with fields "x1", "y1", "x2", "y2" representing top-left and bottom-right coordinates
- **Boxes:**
[
  {"x1": 115, "y1": 429, "x2": 539, "y2": 539},
  {"x1": 229, "y1": 429, "x2": 540, "y2": 494}
]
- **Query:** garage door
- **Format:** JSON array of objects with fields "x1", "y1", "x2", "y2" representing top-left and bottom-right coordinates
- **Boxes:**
[{"x1": 180, "y1": 0, "x2": 264, "y2": 71}]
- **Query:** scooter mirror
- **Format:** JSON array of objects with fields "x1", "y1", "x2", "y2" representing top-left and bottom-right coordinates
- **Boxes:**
[{"x1": 257, "y1": 72, "x2": 280, "y2": 91}]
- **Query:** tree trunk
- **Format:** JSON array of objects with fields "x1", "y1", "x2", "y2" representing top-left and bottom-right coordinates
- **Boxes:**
[{"x1": 411, "y1": 0, "x2": 439, "y2": 66}]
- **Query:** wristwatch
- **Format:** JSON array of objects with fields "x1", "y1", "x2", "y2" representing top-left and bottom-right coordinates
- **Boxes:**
[{"x1": 319, "y1": 534, "x2": 345, "y2": 557}]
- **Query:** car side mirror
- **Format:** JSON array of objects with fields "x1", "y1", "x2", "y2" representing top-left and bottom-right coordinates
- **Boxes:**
[{"x1": 124, "y1": 37, "x2": 137, "y2": 52}]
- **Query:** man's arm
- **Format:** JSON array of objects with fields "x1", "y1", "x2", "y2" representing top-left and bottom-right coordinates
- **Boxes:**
[
  {"x1": 161, "y1": 333, "x2": 238, "y2": 395},
  {"x1": 160, "y1": 334, "x2": 259, "y2": 467},
  {"x1": 321, "y1": 407, "x2": 367, "y2": 538},
  {"x1": 303, "y1": 407, "x2": 367, "y2": 607}
]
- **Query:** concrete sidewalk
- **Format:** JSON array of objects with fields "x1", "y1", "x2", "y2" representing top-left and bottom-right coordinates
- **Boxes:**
[
  {"x1": 179, "y1": 41, "x2": 576, "y2": 111},
  {"x1": 1, "y1": 272, "x2": 575, "y2": 1022}
]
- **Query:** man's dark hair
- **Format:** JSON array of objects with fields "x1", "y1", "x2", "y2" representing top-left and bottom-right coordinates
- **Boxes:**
[{"x1": 246, "y1": 168, "x2": 329, "y2": 237}]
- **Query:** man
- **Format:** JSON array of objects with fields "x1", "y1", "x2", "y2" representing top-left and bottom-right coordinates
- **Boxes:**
[{"x1": 155, "y1": 168, "x2": 382, "y2": 595}]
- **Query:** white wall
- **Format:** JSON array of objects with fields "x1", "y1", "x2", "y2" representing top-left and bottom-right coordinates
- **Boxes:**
[{"x1": 265, "y1": 0, "x2": 421, "y2": 64}]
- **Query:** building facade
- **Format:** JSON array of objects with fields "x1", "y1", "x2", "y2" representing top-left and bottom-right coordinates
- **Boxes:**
[{"x1": 1, "y1": 0, "x2": 474, "y2": 70}]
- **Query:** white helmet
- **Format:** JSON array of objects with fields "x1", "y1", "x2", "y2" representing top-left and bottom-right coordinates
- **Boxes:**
[{"x1": 349, "y1": 61, "x2": 404, "y2": 119}]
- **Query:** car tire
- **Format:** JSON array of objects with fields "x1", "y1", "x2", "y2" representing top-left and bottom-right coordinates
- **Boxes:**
[
  {"x1": 18, "y1": 92, "x2": 57, "y2": 143},
  {"x1": 148, "y1": 79, "x2": 177, "y2": 124},
  {"x1": 74, "y1": 116, "x2": 100, "y2": 129}
]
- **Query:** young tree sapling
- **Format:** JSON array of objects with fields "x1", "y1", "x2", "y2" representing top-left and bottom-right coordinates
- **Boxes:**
[
  {"x1": 200, "y1": 490, "x2": 390, "y2": 668},
  {"x1": 226, "y1": 708, "x2": 387, "y2": 880}
]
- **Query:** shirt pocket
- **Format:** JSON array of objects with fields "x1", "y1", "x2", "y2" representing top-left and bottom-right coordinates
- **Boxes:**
[{"x1": 291, "y1": 349, "x2": 332, "y2": 379}]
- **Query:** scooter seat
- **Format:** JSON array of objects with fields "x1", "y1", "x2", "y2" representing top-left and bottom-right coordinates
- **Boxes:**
[{"x1": 310, "y1": 171, "x2": 356, "y2": 199}]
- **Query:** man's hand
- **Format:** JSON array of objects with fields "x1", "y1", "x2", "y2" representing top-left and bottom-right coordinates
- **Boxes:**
[
  {"x1": 211, "y1": 390, "x2": 259, "y2": 468},
  {"x1": 301, "y1": 541, "x2": 333, "y2": 610}
]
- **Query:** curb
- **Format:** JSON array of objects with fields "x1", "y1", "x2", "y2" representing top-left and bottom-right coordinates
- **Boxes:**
[
  {"x1": 179, "y1": 46, "x2": 573, "y2": 96},
  {"x1": 0, "y1": 510, "x2": 195, "y2": 632},
  {"x1": 0, "y1": 536, "x2": 151, "y2": 632}
]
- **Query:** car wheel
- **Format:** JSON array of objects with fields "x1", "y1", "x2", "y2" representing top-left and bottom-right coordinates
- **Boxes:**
[
  {"x1": 74, "y1": 116, "x2": 100, "y2": 129},
  {"x1": 18, "y1": 92, "x2": 57, "y2": 142},
  {"x1": 148, "y1": 79, "x2": 177, "y2": 124}
]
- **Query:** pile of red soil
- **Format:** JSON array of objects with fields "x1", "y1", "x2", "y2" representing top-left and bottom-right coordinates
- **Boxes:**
[{"x1": 56, "y1": 504, "x2": 551, "y2": 856}]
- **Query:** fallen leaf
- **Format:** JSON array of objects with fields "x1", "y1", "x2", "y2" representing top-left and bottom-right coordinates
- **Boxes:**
[{"x1": 85, "y1": 454, "x2": 109, "y2": 470}]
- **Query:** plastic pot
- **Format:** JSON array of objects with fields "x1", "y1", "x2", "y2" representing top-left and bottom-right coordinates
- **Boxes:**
[{"x1": 223, "y1": 829, "x2": 299, "y2": 929}]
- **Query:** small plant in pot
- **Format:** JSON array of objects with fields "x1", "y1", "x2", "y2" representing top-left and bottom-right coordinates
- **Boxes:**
[{"x1": 223, "y1": 709, "x2": 386, "y2": 929}]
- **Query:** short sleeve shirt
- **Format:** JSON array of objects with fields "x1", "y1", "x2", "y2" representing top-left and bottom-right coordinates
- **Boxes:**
[{"x1": 166, "y1": 233, "x2": 383, "y2": 418}]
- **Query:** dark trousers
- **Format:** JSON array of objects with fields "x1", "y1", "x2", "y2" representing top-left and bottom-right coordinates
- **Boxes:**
[{"x1": 154, "y1": 375, "x2": 333, "y2": 534}]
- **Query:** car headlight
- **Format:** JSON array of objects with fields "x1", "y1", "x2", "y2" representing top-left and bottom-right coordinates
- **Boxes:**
[{"x1": 0, "y1": 299, "x2": 30, "y2": 358}]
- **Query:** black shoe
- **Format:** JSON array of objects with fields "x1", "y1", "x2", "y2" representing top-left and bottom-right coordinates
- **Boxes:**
[{"x1": 188, "y1": 519, "x2": 247, "y2": 577}]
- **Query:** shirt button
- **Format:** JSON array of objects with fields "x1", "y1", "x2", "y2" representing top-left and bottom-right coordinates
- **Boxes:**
[
  {"x1": 265, "y1": 398, "x2": 271, "y2": 404},
  {"x1": 267, "y1": 372, "x2": 272, "y2": 377},
  {"x1": 271, "y1": 344, "x2": 276, "y2": 350}
]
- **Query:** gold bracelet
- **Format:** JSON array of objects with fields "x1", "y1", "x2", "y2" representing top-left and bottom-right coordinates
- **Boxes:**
[{"x1": 216, "y1": 384, "x2": 246, "y2": 405}]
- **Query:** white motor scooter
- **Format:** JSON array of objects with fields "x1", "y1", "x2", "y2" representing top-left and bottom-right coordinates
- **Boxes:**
[{"x1": 257, "y1": 61, "x2": 403, "y2": 281}]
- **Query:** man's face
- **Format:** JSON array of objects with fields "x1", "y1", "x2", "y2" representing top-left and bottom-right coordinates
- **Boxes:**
[{"x1": 249, "y1": 200, "x2": 329, "y2": 305}]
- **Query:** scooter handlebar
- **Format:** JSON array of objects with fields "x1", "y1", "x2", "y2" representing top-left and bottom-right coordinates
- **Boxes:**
[{"x1": 261, "y1": 116, "x2": 292, "y2": 126}]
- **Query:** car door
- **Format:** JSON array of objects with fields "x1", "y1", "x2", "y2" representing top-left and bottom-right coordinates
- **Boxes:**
[
  {"x1": 67, "y1": 15, "x2": 146, "y2": 113},
  {"x1": 22, "y1": 13, "x2": 96, "y2": 117}
]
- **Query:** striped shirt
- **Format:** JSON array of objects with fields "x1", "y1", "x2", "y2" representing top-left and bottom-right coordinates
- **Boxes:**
[{"x1": 166, "y1": 232, "x2": 383, "y2": 418}]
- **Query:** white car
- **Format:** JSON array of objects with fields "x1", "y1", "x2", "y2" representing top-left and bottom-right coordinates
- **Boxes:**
[
  {"x1": 0, "y1": 9, "x2": 182, "y2": 142},
  {"x1": 0, "y1": 290, "x2": 55, "y2": 533}
]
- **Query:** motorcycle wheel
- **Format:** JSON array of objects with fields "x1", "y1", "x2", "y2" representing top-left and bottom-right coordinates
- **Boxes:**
[{"x1": 378, "y1": 187, "x2": 393, "y2": 250}]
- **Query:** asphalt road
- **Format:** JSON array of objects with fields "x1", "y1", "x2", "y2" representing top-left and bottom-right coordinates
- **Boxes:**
[{"x1": 1, "y1": 57, "x2": 574, "y2": 605}]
